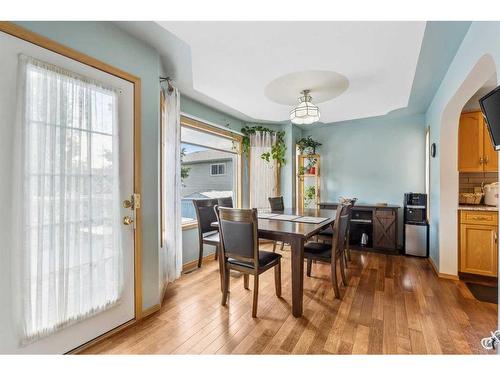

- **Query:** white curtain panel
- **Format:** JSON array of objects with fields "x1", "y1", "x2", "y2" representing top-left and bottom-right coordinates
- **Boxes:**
[
  {"x1": 160, "y1": 87, "x2": 182, "y2": 285},
  {"x1": 249, "y1": 131, "x2": 279, "y2": 209},
  {"x1": 13, "y1": 55, "x2": 123, "y2": 343}
]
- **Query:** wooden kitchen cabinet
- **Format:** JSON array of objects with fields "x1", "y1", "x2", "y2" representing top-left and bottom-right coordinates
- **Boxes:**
[
  {"x1": 483, "y1": 121, "x2": 499, "y2": 172},
  {"x1": 458, "y1": 111, "x2": 498, "y2": 172},
  {"x1": 459, "y1": 210, "x2": 498, "y2": 277}
]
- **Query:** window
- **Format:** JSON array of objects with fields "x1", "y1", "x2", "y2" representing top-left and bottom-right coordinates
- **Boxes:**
[
  {"x1": 179, "y1": 116, "x2": 242, "y2": 227},
  {"x1": 210, "y1": 163, "x2": 226, "y2": 176}
]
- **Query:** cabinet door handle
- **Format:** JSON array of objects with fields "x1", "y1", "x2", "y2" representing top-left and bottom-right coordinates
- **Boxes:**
[
  {"x1": 480, "y1": 157, "x2": 484, "y2": 164},
  {"x1": 485, "y1": 156, "x2": 490, "y2": 164},
  {"x1": 494, "y1": 232, "x2": 498, "y2": 244}
]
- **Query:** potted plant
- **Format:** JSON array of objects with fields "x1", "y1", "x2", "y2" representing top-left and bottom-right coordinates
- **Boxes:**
[
  {"x1": 297, "y1": 136, "x2": 322, "y2": 155},
  {"x1": 303, "y1": 185, "x2": 316, "y2": 208},
  {"x1": 305, "y1": 157, "x2": 317, "y2": 174}
]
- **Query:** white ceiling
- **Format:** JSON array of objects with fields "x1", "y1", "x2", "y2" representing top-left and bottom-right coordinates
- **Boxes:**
[{"x1": 156, "y1": 21, "x2": 426, "y2": 124}]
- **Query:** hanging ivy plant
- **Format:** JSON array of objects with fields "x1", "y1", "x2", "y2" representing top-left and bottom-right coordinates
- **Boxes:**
[
  {"x1": 297, "y1": 136, "x2": 322, "y2": 154},
  {"x1": 241, "y1": 125, "x2": 287, "y2": 165}
]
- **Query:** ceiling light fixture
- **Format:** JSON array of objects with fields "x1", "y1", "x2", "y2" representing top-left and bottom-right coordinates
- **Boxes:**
[{"x1": 289, "y1": 90, "x2": 320, "y2": 125}]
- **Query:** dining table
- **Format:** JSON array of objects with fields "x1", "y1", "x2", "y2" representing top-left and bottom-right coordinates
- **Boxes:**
[{"x1": 213, "y1": 207, "x2": 336, "y2": 318}]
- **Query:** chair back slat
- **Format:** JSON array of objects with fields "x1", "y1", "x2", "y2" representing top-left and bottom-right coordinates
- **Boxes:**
[
  {"x1": 344, "y1": 198, "x2": 357, "y2": 221},
  {"x1": 268, "y1": 196, "x2": 284, "y2": 211},
  {"x1": 345, "y1": 198, "x2": 357, "y2": 242},
  {"x1": 217, "y1": 207, "x2": 259, "y2": 267},
  {"x1": 193, "y1": 198, "x2": 219, "y2": 234},
  {"x1": 331, "y1": 202, "x2": 351, "y2": 261}
]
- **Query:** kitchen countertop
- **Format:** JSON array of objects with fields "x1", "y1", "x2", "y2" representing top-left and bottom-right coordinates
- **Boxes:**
[{"x1": 458, "y1": 205, "x2": 498, "y2": 212}]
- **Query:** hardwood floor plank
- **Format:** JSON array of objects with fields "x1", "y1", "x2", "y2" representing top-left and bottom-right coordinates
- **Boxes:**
[
  {"x1": 409, "y1": 328, "x2": 428, "y2": 354},
  {"x1": 351, "y1": 324, "x2": 370, "y2": 354},
  {"x1": 367, "y1": 319, "x2": 384, "y2": 354}
]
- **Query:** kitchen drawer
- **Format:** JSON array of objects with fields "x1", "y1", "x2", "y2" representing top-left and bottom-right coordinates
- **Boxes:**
[{"x1": 460, "y1": 210, "x2": 498, "y2": 225}]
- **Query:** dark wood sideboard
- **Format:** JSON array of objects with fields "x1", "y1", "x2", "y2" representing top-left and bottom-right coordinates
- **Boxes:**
[{"x1": 319, "y1": 202, "x2": 400, "y2": 253}]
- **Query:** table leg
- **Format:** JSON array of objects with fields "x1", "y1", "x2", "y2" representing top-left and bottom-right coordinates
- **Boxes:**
[{"x1": 290, "y1": 236, "x2": 304, "y2": 317}]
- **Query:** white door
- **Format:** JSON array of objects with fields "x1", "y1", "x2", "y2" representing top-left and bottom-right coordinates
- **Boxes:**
[{"x1": 0, "y1": 31, "x2": 136, "y2": 353}]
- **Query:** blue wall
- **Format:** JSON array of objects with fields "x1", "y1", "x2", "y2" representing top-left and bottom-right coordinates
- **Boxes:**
[{"x1": 303, "y1": 114, "x2": 427, "y2": 206}]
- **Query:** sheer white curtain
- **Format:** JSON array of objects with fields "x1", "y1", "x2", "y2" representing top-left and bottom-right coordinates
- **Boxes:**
[
  {"x1": 249, "y1": 131, "x2": 279, "y2": 209},
  {"x1": 13, "y1": 55, "x2": 123, "y2": 343},
  {"x1": 160, "y1": 87, "x2": 182, "y2": 285}
]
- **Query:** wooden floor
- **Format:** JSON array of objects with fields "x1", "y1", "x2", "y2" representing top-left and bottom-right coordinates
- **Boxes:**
[{"x1": 82, "y1": 246, "x2": 498, "y2": 354}]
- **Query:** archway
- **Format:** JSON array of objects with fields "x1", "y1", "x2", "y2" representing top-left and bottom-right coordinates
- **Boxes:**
[{"x1": 438, "y1": 54, "x2": 497, "y2": 275}]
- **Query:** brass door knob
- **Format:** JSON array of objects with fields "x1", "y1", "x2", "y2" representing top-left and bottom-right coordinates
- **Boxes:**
[{"x1": 123, "y1": 216, "x2": 134, "y2": 226}]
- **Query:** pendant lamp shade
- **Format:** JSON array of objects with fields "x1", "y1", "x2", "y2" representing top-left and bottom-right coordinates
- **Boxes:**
[{"x1": 289, "y1": 90, "x2": 320, "y2": 125}]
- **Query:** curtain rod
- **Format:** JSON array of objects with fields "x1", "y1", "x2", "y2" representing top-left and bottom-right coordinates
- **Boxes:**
[{"x1": 159, "y1": 76, "x2": 175, "y2": 94}]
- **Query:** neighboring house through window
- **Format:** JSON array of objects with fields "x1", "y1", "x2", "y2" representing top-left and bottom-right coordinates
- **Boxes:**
[{"x1": 178, "y1": 116, "x2": 242, "y2": 226}]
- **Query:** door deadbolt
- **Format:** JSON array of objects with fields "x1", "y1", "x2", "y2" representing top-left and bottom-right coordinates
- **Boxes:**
[{"x1": 123, "y1": 199, "x2": 133, "y2": 209}]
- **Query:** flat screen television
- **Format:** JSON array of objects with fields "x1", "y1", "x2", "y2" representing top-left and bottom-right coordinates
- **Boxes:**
[{"x1": 480, "y1": 85, "x2": 500, "y2": 151}]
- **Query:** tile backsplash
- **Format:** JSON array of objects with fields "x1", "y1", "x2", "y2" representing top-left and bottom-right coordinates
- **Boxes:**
[{"x1": 459, "y1": 172, "x2": 498, "y2": 193}]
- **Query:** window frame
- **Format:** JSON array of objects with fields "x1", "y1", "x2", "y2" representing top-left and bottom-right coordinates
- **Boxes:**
[
  {"x1": 210, "y1": 163, "x2": 227, "y2": 176},
  {"x1": 160, "y1": 114, "x2": 243, "y2": 235}
]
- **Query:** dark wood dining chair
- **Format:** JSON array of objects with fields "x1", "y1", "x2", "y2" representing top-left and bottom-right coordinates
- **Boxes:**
[
  {"x1": 268, "y1": 196, "x2": 284, "y2": 211},
  {"x1": 304, "y1": 202, "x2": 351, "y2": 298},
  {"x1": 268, "y1": 196, "x2": 286, "y2": 252},
  {"x1": 217, "y1": 207, "x2": 282, "y2": 317},
  {"x1": 192, "y1": 198, "x2": 220, "y2": 268},
  {"x1": 317, "y1": 198, "x2": 357, "y2": 262},
  {"x1": 344, "y1": 198, "x2": 357, "y2": 261},
  {"x1": 217, "y1": 196, "x2": 233, "y2": 208}
]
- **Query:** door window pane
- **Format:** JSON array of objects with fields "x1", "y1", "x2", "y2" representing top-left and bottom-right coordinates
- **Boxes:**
[{"x1": 17, "y1": 55, "x2": 123, "y2": 342}]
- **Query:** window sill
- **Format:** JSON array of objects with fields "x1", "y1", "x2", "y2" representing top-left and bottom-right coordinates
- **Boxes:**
[{"x1": 182, "y1": 222, "x2": 198, "y2": 231}]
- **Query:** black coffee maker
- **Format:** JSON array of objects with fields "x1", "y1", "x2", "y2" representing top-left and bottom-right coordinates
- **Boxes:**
[
  {"x1": 404, "y1": 193, "x2": 427, "y2": 223},
  {"x1": 404, "y1": 193, "x2": 428, "y2": 257}
]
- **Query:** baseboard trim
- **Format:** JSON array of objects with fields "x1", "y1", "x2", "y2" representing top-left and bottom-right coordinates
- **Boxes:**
[
  {"x1": 182, "y1": 252, "x2": 216, "y2": 273},
  {"x1": 141, "y1": 303, "x2": 161, "y2": 318},
  {"x1": 428, "y1": 257, "x2": 459, "y2": 280},
  {"x1": 161, "y1": 279, "x2": 168, "y2": 304},
  {"x1": 428, "y1": 257, "x2": 439, "y2": 275}
]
